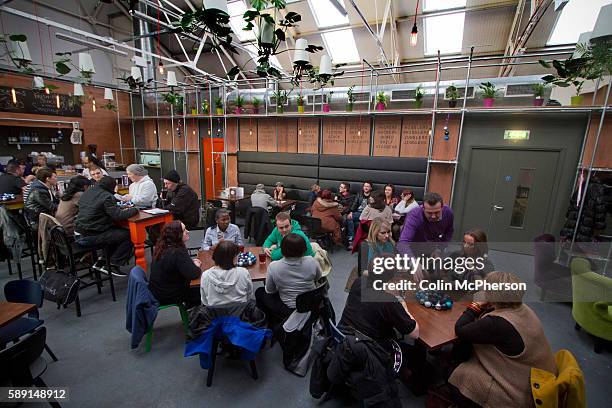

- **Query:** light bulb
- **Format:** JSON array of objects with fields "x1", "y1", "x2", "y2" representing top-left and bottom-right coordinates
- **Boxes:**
[
  {"x1": 358, "y1": 130, "x2": 361, "y2": 137},
  {"x1": 298, "y1": 128, "x2": 302, "y2": 136},
  {"x1": 166, "y1": 130, "x2": 169, "y2": 135},
  {"x1": 208, "y1": 129, "x2": 211, "y2": 135},
  {"x1": 410, "y1": 23, "x2": 418, "y2": 46},
  {"x1": 192, "y1": 129, "x2": 196, "y2": 135},
  {"x1": 45, "y1": 87, "x2": 50, "y2": 95},
  {"x1": 249, "y1": 129, "x2": 252, "y2": 136},
  {"x1": 11, "y1": 88, "x2": 16, "y2": 104},
  {"x1": 92, "y1": 99, "x2": 96, "y2": 112},
  {"x1": 158, "y1": 62, "x2": 164, "y2": 75},
  {"x1": 56, "y1": 95, "x2": 60, "y2": 108},
  {"x1": 153, "y1": 129, "x2": 157, "y2": 134}
]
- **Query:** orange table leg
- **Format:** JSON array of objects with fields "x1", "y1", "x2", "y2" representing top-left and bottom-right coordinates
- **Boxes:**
[{"x1": 128, "y1": 222, "x2": 148, "y2": 271}]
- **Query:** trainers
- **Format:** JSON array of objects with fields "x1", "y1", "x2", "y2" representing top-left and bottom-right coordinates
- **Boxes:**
[{"x1": 110, "y1": 265, "x2": 127, "y2": 277}]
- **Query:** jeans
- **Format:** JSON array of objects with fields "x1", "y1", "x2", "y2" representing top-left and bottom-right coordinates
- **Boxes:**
[
  {"x1": 351, "y1": 211, "x2": 362, "y2": 239},
  {"x1": 255, "y1": 287, "x2": 294, "y2": 328},
  {"x1": 77, "y1": 227, "x2": 133, "y2": 265}
]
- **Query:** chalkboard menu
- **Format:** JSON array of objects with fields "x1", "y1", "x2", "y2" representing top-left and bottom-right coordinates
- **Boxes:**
[{"x1": 0, "y1": 86, "x2": 82, "y2": 117}]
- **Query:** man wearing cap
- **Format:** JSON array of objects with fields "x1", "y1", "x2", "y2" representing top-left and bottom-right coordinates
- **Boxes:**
[
  {"x1": 251, "y1": 183, "x2": 280, "y2": 211},
  {"x1": 159, "y1": 170, "x2": 200, "y2": 229},
  {"x1": 117, "y1": 164, "x2": 158, "y2": 209}
]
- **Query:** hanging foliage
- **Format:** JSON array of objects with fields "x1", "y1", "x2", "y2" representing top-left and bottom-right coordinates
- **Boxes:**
[
  {"x1": 0, "y1": 34, "x2": 35, "y2": 74},
  {"x1": 176, "y1": 7, "x2": 235, "y2": 54}
]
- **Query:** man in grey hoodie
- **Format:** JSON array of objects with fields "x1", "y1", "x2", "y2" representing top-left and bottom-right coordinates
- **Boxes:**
[{"x1": 250, "y1": 183, "x2": 280, "y2": 211}]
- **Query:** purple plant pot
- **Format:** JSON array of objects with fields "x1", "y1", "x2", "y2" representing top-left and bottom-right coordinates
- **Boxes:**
[
  {"x1": 533, "y1": 98, "x2": 544, "y2": 107},
  {"x1": 375, "y1": 102, "x2": 386, "y2": 111},
  {"x1": 235, "y1": 107, "x2": 242, "y2": 114},
  {"x1": 252, "y1": 107, "x2": 259, "y2": 114},
  {"x1": 322, "y1": 104, "x2": 330, "y2": 112},
  {"x1": 483, "y1": 98, "x2": 495, "y2": 107}
]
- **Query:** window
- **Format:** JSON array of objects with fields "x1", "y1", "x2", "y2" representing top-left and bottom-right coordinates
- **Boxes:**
[
  {"x1": 510, "y1": 168, "x2": 535, "y2": 228},
  {"x1": 308, "y1": 0, "x2": 349, "y2": 28},
  {"x1": 424, "y1": 0, "x2": 467, "y2": 11},
  {"x1": 321, "y1": 29, "x2": 360, "y2": 64},
  {"x1": 548, "y1": 0, "x2": 611, "y2": 45},
  {"x1": 424, "y1": 13, "x2": 465, "y2": 55},
  {"x1": 228, "y1": 0, "x2": 256, "y2": 42}
]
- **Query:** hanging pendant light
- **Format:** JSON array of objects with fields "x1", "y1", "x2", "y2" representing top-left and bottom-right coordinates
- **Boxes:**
[
  {"x1": 131, "y1": 66, "x2": 142, "y2": 80},
  {"x1": 410, "y1": 0, "x2": 419, "y2": 47},
  {"x1": 293, "y1": 38, "x2": 309, "y2": 64},
  {"x1": 158, "y1": 61, "x2": 165, "y2": 75},
  {"x1": 319, "y1": 55, "x2": 332, "y2": 77},
  {"x1": 166, "y1": 70, "x2": 178, "y2": 87},
  {"x1": 104, "y1": 88, "x2": 114, "y2": 100},
  {"x1": 73, "y1": 83, "x2": 84, "y2": 96},
  {"x1": 78, "y1": 52, "x2": 96, "y2": 74},
  {"x1": 8, "y1": 39, "x2": 31, "y2": 63},
  {"x1": 33, "y1": 76, "x2": 45, "y2": 90},
  {"x1": 203, "y1": 0, "x2": 228, "y2": 14}
]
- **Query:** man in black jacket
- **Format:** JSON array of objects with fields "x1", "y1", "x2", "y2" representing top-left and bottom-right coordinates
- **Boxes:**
[
  {"x1": 158, "y1": 170, "x2": 199, "y2": 229},
  {"x1": 0, "y1": 161, "x2": 26, "y2": 196},
  {"x1": 75, "y1": 176, "x2": 138, "y2": 276},
  {"x1": 24, "y1": 167, "x2": 58, "y2": 231}
]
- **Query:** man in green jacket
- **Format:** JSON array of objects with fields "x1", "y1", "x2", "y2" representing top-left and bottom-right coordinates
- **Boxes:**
[{"x1": 263, "y1": 211, "x2": 314, "y2": 261}]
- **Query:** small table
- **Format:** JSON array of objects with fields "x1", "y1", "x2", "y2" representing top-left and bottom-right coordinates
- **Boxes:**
[
  {"x1": 0, "y1": 301, "x2": 36, "y2": 328},
  {"x1": 405, "y1": 300, "x2": 468, "y2": 350},
  {"x1": 276, "y1": 199, "x2": 297, "y2": 211},
  {"x1": 190, "y1": 246, "x2": 269, "y2": 287},
  {"x1": 0, "y1": 195, "x2": 24, "y2": 211},
  {"x1": 215, "y1": 194, "x2": 251, "y2": 224},
  {"x1": 123, "y1": 210, "x2": 174, "y2": 270}
]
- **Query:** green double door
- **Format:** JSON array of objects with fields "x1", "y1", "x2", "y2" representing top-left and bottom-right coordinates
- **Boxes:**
[{"x1": 461, "y1": 148, "x2": 560, "y2": 253}]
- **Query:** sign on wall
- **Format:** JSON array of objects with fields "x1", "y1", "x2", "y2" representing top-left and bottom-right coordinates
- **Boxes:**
[
  {"x1": 0, "y1": 86, "x2": 82, "y2": 117},
  {"x1": 257, "y1": 118, "x2": 276, "y2": 152},
  {"x1": 401, "y1": 116, "x2": 430, "y2": 157},
  {"x1": 345, "y1": 117, "x2": 371, "y2": 155},
  {"x1": 322, "y1": 117, "x2": 346, "y2": 154},
  {"x1": 297, "y1": 117, "x2": 319, "y2": 153},
  {"x1": 373, "y1": 116, "x2": 401, "y2": 156}
]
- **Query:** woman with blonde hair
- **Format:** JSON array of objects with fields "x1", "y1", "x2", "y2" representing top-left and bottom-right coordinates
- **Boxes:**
[
  {"x1": 448, "y1": 271, "x2": 556, "y2": 408},
  {"x1": 366, "y1": 218, "x2": 395, "y2": 262}
]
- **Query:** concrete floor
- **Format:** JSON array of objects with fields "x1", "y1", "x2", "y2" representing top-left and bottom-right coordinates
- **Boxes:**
[{"x1": 1, "y1": 230, "x2": 610, "y2": 408}]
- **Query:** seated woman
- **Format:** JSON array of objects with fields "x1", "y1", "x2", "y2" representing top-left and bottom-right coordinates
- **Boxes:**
[
  {"x1": 55, "y1": 175, "x2": 90, "y2": 236},
  {"x1": 255, "y1": 233, "x2": 322, "y2": 325},
  {"x1": 149, "y1": 221, "x2": 202, "y2": 307},
  {"x1": 200, "y1": 241, "x2": 253, "y2": 307},
  {"x1": 367, "y1": 218, "x2": 395, "y2": 262},
  {"x1": 273, "y1": 181, "x2": 287, "y2": 201},
  {"x1": 384, "y1": 184, "x2": 399, "y2": 210},
  {"x1": 393, "y1": 188, "x2": 419, "y2": 216},
  {"x1": 447, "y1": 228, "x2": 495, "y2": 283},
  {"x1": 448, "y1": 271, "x2": 557, "y2": 408},
  {"x1": 359, "y1": 191, "x2": 393, "y2": 224},
  {"x1": 311, "y1": 189, "x2": 343, "y2": 245}
]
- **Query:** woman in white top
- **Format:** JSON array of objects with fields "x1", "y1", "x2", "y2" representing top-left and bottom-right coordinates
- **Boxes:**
[
  {"x1": 117, "y1": 164, "x2": 158, "y2": 208},
  {"x1": 394, "y1": 188, "x2": 419, "y2": 215},
  {"x1": 200, "y1": 241, "x2": 253, "y2": 306}
]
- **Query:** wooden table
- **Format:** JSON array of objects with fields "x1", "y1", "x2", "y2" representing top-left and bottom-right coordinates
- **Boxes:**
[
  {"x1": 190, "y1": 246, "x2": 269, "y2": 287},
  {"x1": 405, "y1": 300, "x2": 468, "y2": 350},
  {"x1": 122, "y1": 210, "x2": 174, "y2": 270},
  {"x1": 117, "y1": 185, "x2": 129, "y2": 195},
  {"x1": 277, "y1": 199, "x2": 297, "y2": 211},
  {"x1": 0, "y1": 195, "x2": 24, "y2": 210},
  {"x1": 0, "y1": 301, "x2": 36, "y2": 328},
  {"x1": 215, "y1": 194, "x2": 251, "y2": 224}
]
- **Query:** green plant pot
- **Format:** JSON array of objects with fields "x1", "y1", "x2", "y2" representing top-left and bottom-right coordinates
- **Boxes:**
[
  {"x1": 216, "y1": 108, "x2": 223, "y2": 115},
  {"x1": 414, "y1": 99, "x2": 423, "y2": 109},
  {"x1": 346, "y1": 104, "x2": 353, "y2": 112},
  {"x1": 570, "y1": 95, "x2": 584, "y2": 106},
  {"x1": 297, "y1": 105, "x2": 305, "y2": 113}
]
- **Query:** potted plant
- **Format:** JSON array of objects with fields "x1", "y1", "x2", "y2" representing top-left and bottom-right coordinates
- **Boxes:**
[
  {"x1": 375, "y1": 91, "x2": 388, "y2": 111},
  {"x1": 532, "y1": 83, "x2": 547, "y2": 106},
  {"x1": 346, "y1": 85, "x2": 356, "y2": 112},
  {"x1": 414, "y1": 85, "x2": 424, "y2": 108},
  {"x1": 252, "y1": 97, "x2": 260, "y2": 114},
  {"x1": 235, "y1": 95, "x2": 245, "y2": 114},
  {"x1": 322, "y1": 91, "x2": 333, "y2": 112},
  {"x1": 190, "y1": 104, "x2": 197, "y2": 115},
  {"x1": 446, "y1": 85, "x2": 459, "y2": 108},
  {"x1": 215, "y1": 96, "x2": 223, "y2": 115},
  {"x1": 273, "y1": 90, "x2": 288, "y2": 114},
  {"x1": 297, "y1": 95, "x2": 305, "y2": 113},
  {"x1": 201, "y1": 100, "x2": 209, "y2": 115},
  {"x1": 479, "y1": 82, "x2": 498, "y2": 107},
  {"x1": 162, "y1": 91, "x2": 184, "y2": 114}
]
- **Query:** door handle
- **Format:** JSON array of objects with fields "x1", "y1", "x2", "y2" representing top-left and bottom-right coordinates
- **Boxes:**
[{"x1": 493, "y1": 205, "x2": 504, "y2": 211}]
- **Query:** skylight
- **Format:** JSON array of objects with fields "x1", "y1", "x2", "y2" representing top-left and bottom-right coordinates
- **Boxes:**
[
  {"x1": 308, "y1": 0, "x2": 349, "y2": 28},
  {"x1": 548, "y1": 0, "x2": 611, "y2": 45},
  {"x1": 424, "y1": 0, "x2": 467, "y2": 12},
  {"x1": 228, "y1": 1, "x2": 256, "y2": 42},
  {"x1": 321, "y1": 29, "x2": 360, "y2": 64},
  {"x1": 424, "y1": 13, "x2": 465, "y2": 55},
  {"x1": 245, "y1": 44, "x2": 283, "y2": 71}
]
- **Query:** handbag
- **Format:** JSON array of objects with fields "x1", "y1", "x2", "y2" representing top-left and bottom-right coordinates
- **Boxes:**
[{"x1": 39, "y1": 269, "x2": 80, "y2": 308}]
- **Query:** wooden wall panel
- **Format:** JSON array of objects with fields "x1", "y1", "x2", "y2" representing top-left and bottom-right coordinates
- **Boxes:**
[
  {"x1": 322, "y1": 117, "x2": 346, "y2": 154},
  {"x1": 373, "y1": 116, "x2": 401, "y2": 156},
  {"x1": 239, "y1": 118, "x2": 257, "y2": 151},
  {"x1": 187, "y1": 152, "x2": 202, "y2": 198},
  {"x1": 186, "y1": 119, "x2": 199, "y2": 152},
  {"x1": 226, "y1": 118, "x2": 238, "y2": 153},
  {"x1": 297, "y1": 117, "x2": 319, "y2": 153},
  {"x1": 277, "y1": 118, "x2": 298, "y2": 153},
  {"x1": 400, "y1": 115, "x2": 430, "y2": 157},
  {"x1": 582, "y1": 115, "x2": 612, "y2": 169},
  {"x1": 227, "y1": 155, "x2": 238, "y2": 186},
  {"x1": 428, "y1": 163, "x2": 454, "y2": 204},
  {"x1": 144, "y1": 120, "x2": 157, "y2": 149},
  {"x1": 432, "y1": 114, "x2": 460, "y2": 160},
  {"x1": 257, "y1": 117, "x2": 276, "y2": 152},
  {"x1": 158, "y1": 119, "x2": 174, "y2": 150},
  {"x1": 345, "y1": 117, "x2": 371, "y2": 155}
]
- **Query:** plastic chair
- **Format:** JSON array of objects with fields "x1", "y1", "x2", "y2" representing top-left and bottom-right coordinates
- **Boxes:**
[
  {"x1": 0, "y1": 327, "x2": 61, "y2": 408},
  {"x1": 2, "y1": 280, "x2": 58, "y2": 362},
  {"x1": 144, "y1": 303, "x2": 189, "y2": 353}
]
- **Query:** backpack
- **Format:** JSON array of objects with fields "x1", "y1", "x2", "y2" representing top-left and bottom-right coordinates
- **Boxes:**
[{"x1": 39, "y1": 269, "x2": 80, "y2": 308}]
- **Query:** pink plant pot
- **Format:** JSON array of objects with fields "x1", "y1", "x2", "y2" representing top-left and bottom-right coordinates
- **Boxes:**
[
  {"x1": 252, "y1": 108, "x2": 259, "y2": 114},
  {"x1": 322, "y1": 104, "x2": 330, "y2": 112},
  {"x1": 235, "y1": 107, "x2": 242, "y2": 114},
  {"x1": 483, "y1": 98, "x2": 495, "y2": 107},
  {"x1": 375, "y1": 102, "x2": 386, "y2": 111},
  {"x1": 533, "y1": 98, "x2": 544, "y2": 107}
]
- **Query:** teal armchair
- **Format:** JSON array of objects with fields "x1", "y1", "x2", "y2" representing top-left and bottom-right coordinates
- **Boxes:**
[{"x1": 571, "y1": 258, "x2": 612, "y2": 353}]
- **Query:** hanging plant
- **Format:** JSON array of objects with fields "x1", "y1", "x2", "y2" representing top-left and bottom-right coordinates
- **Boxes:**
[
  {"x1": 175, "y1": 4, "x2": 235, "y2": 54},
  {"x1": 103, "y1": 101, "x2": 118, "y2": 112},
  {"x1": 52, "y1": 52, "x2": 94, "y2": 84},
  {"x1": 68, "y1": 95, "x2": 84, "y2": 108},
  {"x1": 303, "y1": 64, "x2": 345, "y2": 89},
  {"x1": 117, "y1": 73, "x2": 153, "y2": 90},
  {"x1": 0, "y1": 34, "x2": 35, "y2": 74}
]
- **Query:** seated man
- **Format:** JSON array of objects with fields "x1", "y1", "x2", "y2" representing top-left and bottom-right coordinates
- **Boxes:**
[
  {"x1": 116, "y1": 164, "x2": 157, "y2": 209},
  {"x1": 201, "y1": 208, "x2": 244, "y2": 250},
  {"x1": 0, "y1": 161, "x2": 26, "y2": 196},
  {"x1": 24, "y1": 167, "x2": 59, "y2": 231},
  {"x1": 397, "y1": 192, "x2": 454, "y2": 258},
  {"x1": 75, "y1": 176, "x2": 139, "y2": 276},
  {"x1": 158, "y1": 170, "x2": 200, "y2": 229},
  {"x1": 263, "y1": 211, "x2": 314, "y2": 261},
  {"x1": 251, "y1": 183, "x2": 280, "y2": 212}
]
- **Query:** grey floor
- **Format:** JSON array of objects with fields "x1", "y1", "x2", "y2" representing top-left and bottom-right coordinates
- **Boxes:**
[{"x1": 1, "y1": 230, "x2": 611, "y2": 408}]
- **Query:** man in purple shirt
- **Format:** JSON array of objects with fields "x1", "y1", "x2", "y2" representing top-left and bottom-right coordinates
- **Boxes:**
[{"x1": 397, "y1": 192, "x2": 454, "y2": 257}]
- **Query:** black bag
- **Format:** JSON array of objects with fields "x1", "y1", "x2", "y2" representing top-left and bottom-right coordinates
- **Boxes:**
[{"x1": 39, "y1": 269, "x2": 80, "y2": 307}]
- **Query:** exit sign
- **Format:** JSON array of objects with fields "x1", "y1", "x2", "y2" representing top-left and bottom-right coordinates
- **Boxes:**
[{"x1": 504, "y1": 130, "x2": 530, "y2": 140}]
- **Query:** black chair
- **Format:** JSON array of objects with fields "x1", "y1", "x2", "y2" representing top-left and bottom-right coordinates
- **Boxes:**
[
  {"x1": 49, "y1": 226, "x2": 115, "y2": 317},
  {"x1": 1, "y1": 209, "x2": 40, "y2": 280},
  {"x1": 2, "y1": 279, "x2": 58, "y2": 362},
  {"x1": 0, "y1": 327, "x2": 62, "y2": 408},
  {"x1": 295, "y1": 281, "x2": 334, "y2": 336},
  {"x1": 244, "y1": 207, "x2": 272, "y2": 246},
  {"x1": 356, "y1": 240, "x2": 370, "y2": 277},
  {"x1": 297, "y1": 215, "x2": 334, "y2": 251}
]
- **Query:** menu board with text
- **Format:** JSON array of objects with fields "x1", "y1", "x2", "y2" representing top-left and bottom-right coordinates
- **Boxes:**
[
  {"x1": 239, "y1": 118, "x2": 257, "y2": 151},
  {"x1": 373, "y1": 116, "x2": 401, "y2": 156},
  {"x1": 400, "y1": 116, "x2": 430, "y2": 157},
  {"x1": 297, "y1": 117, "x2": 319, "y2": 153},
  {"x1": 322, "y1": 117, "x2": 346, "y2": 154},
  {"x1": 257, "y1": 117, "x2": 276, "y2": 152},
  {"x1": 345, "y1": 117, "x2": 371, "y2": 155}
]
